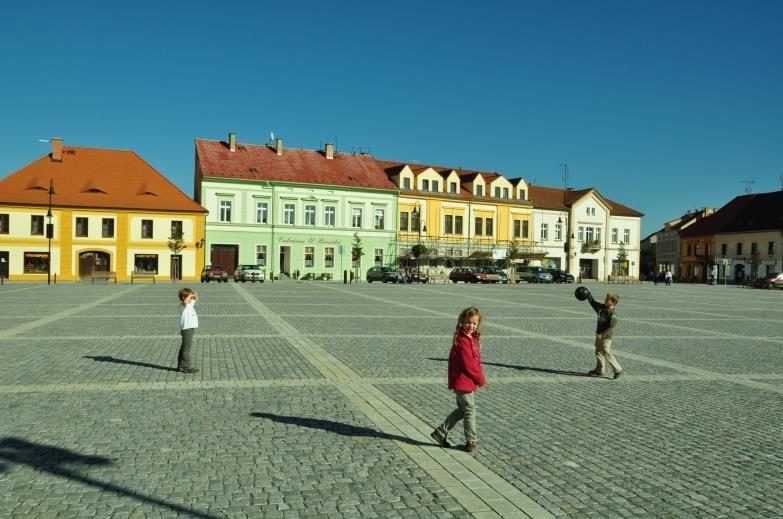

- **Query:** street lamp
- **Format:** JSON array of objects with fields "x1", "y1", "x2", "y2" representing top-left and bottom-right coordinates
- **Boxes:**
[
  {"x1": 557, "y1": 214, "x2": 574, "y2": 274},
  {"x1": 46, "y1": 178, "x2": 55, "y2": 285}
]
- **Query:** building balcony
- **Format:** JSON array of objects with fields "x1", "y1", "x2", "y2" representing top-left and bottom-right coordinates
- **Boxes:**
[{"x1": 581, "y1": 240, "x2": 601, "y2": 253}]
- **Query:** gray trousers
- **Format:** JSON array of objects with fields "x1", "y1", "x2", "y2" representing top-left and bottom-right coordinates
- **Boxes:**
[
  {"x1": 178, "y1": 328, "x2": 195, "y2": 369},
  {"x1": 436, "y1": 391, "x2": 477, "y2": 443}
]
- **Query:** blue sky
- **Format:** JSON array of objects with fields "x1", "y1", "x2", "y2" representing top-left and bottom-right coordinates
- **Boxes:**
[{"x1": 1, "y1": 0, "x2": 781, "y2": 236}]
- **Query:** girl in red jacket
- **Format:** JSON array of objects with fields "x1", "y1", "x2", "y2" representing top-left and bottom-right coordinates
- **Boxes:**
[{"x1": 431, "y1": 307, "x2": 486, "y2": 453}]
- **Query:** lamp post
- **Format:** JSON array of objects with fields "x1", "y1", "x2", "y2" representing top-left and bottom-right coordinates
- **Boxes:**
[
  {"x1": 557, "y1": 214, "x2": 574, "y2": 274},
  {"x1": 46, "y1": 178, "x2": 55, "y2": 285}
]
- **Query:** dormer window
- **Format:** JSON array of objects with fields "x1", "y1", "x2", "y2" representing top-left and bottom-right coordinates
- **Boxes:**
[
  {"x1": 403, "y1": 177, "x2": 411, "y2": 189},
  {"x1": 503, "y1": 187, "x2": 509, "y2": 199},
  {"x1": 476, "y1": 185, "x2": 483, "y2": 196},
  {"x1": 422, "y1": 179, "x2": 429, "y2": 191},
  {"x1": 494, "y1": 187, "x2": 501, "y2": 198},
  {"x1": 432, "y1": 180, "x2": 439, "y2": 192},
  {"x1": 519, "y1": 189, "x2": 526, "y2": 200},
  {"x1": 450, "y1": 182, "x2": 457, "y2": 194}
]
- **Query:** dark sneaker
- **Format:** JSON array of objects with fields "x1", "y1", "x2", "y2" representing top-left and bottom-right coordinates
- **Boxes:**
[
  {"x1": 177, "y1": 367, "x2": 199, "y2": 374},
  {"x1": 613, "y1": 370, "x2": 623, "y2": 380},
  {"x1": 430, "y1": 429, "x2": 450, "y2": 447},
  {"x1": 465, "y1": 441, "x2": 477, "y2": 453}
]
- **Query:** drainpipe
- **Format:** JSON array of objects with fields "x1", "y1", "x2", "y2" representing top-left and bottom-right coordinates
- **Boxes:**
[{"x1": 264, "y1": 181, "x2": 275, "y2": 283}]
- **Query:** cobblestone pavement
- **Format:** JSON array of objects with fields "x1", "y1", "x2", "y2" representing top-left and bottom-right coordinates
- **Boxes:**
[{"x1": 0, "y1": 280, "x2": 781, "y2": 518}]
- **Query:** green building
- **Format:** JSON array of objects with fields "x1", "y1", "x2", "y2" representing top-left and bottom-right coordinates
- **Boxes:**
[{"x1": 195, "y1": 134, "x2": 398, "y2": 280}]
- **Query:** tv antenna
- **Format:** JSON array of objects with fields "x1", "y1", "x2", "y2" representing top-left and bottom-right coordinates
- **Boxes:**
[
  {"x1": 560, "y1": 162, "x2": 569, "y2": 189},
  {"x1": 739, "y1": 179, "x2": 755, "y2": 194}
]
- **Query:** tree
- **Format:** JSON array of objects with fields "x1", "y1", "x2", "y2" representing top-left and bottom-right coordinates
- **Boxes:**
[
  {"x1": 750, "y1": 251, "x2": 762, "y2": 279},
  {"x1": 351, "y1": 232, "x2": 364, "y2": 281},
  {"x1": 615, "y1": 242, "x2": 629, "y2": 275},
  {"x1": 167, "y1": 234, "x2": 186, "y2": 281},
  {"x1": 504, "y1": 239, "x2": 520, "y2": 269}
]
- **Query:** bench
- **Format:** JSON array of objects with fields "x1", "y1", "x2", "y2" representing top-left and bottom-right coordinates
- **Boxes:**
[
  {"x1": 131, "y1": 271, "x2": 156, "y2": 284},
  {"x1": 429, "y1": 274, "x2": 449, "y2": 284},
  {"x1": 607, "y1": 275, "x2": 641, "y2": 284},
  {"x1": 91, "y1": 271, "x2": 117, "y2": 284}
]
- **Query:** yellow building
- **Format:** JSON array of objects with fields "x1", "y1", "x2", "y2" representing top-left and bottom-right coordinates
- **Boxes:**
[
  {"x1": 0, "y1": 139, "x2": 207, "y2": 282},
  {"x1": 376, "y1": 161, "x2": 537, "y2": 269}
]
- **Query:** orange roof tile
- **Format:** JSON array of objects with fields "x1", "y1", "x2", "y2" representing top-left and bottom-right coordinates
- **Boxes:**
[
  {"x1": 0, "y1": 146, "x2": 206, "y2": 213},
  {"x1": 197, "y1": 140, "x2": 397, "y2": 191},
  {"x1": 529, "y1": 185, "x2": 643, "y2": 217}
]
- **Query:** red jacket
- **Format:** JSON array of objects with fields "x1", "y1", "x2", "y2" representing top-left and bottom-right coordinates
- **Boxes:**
[{"x1": 448, "y1": 329, "x2": 486, "y2": 392}]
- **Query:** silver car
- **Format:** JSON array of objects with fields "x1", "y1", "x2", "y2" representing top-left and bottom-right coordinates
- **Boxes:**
[{"x1": 234, "y1": 264, "x2": 265, "y2": 282}]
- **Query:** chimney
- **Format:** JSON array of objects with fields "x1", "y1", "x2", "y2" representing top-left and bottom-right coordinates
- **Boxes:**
[
  {"x1": 51, "y1": 138, "x2": 63, "y2": 162},
  {"x1": 228, "y1": 132, "x2": 237, "y2": 152},
  {"x1": 325, "y1": 143, "x2": 334, "y2": 160},
  {"x1": 276, "y1": 138, "x2": 283, "y2": 156}
]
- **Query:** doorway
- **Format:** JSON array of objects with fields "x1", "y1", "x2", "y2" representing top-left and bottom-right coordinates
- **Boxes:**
[
  {"x1": 79, "y1": 251, "x2": 110, "y2": 280},
  {"x1": 0, "y1": 251, "x2": 8, "y2": 279},
  {"x1": 279, "y1": 246, "x2": 291, "y2": 277},
  {"x1": 579, "y1": 258, "x2": 595, "y2": 279},
  {"x1": 210, "y1": 244, "x2": 238, "y2": 276},
  {"x1": 170, "y1": 255, "x2": 182, "y2": 281}
]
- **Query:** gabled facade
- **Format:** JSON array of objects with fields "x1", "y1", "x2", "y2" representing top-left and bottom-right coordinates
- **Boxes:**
[
  {"x1": 195, "y1": 135, "x2": 398, "y2": 279},
  {"x1": 655, "y1": 208, "x2": 716, "y2": 279},
  {"x1": 0, "y1": 139, "x2": 207, "y2": 281}
]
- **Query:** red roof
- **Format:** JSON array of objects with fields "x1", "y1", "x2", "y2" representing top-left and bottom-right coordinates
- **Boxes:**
[
  {"x1": 197, "y1": 140, "x2": 397, "y2": 191},
  {"x1": 0, "y1": 146, "x2": 206, "y2": 212},
  {"x1": 528, "y1": 185, "x2": 643, "y2": 217},
  {"x1": 680, "y1": 192, "x2": 783, "y2": 237}
]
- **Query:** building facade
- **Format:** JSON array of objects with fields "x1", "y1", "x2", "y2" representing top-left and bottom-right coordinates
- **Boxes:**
[
  {"x1": 0, "y1": 139, "x2": 207, "y2": 282},
  {"x1": 195, "y1": 135, "x2": 398, "y2": 280},
  {"x1": 654, "y1": 208, "x2": 715, "y2": 279}
]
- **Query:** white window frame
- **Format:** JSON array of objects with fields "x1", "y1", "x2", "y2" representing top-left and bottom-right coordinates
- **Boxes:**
[
  {"x1": 374, "y1": 208, "x2": 385, "y2": 230},
  {"x1": 283, "y1": 203, "x2": 295, "y2": 225},
  {"x1": 623, "y1": 229, "x2": 630, "y2": 244},
  {"x1": 219, "y1": 200, "x2": 232, "y2": 222},
  {"x1": 305, "y1": 205, "x2": 316, "y2": 226},
  {"x1": 256, "y1": 245, "x2": 267, "y2": 266},
  {"x1": 304, "y1": 246, "x2": 315, "y2": 268},
  {"x1": 256, "y1": 202, "x2": 268, "y2": 224},
  {"x1": 374, "y1": 248, "x2": 383, "y2": 266},
  {"x1": 555, "y1": 222, "x2": 562, "y2": 241},
  {"x1": 324, "y1": 206, "x2": 335, "y2": 227},
  {"x1": 324, "y1": 247, "x2": 335, "y2": 268},
  {"x1": 611, "y1": 228, "x2": 618, "y2": 244},
  {"x1": 540, "y1": 223, "x2": 549, "y2": 241},
  {"x1": 351, "y1": 207, "x2": 362, "y2": 228},
  {"x1": 578, "y1": 226, "x2": 584, "y2": 242}
]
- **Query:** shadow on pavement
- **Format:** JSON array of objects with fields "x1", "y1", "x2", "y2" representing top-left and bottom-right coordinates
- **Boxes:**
[
  {"x1": 427, "y1": 357, "x2": 589, "y2": 377},
  {"x1": 250, "y1": 413, "x2": 434, "y2": 446},
  {"x1": 0, "y1": 437, "x2": 219, "y2": 518},
  {"x1": 83, "y1": 355, "x2": 178, "y2": 372}
]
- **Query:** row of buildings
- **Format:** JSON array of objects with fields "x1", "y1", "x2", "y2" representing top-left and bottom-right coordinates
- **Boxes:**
[
  {"x1": 643, "y1": 190, "x2": 783, "y2": 282},
  {"x1": 0, "y1": 134, "x2": 643, "y2": 282}
]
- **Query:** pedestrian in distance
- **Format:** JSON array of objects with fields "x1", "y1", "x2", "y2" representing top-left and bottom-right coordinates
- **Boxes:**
[
  {"x1": 176, "y1": 288, "x2": 199, "y2": 374},
  {"x1": 665, "y1": 270, "x2": 673, "y2": 286},
  {"x1": 431, "y1": 307, "x2": 486, "y2": 453},
  {"x1": 579, "y1": 290, "x2": 623, "y2": 379}
]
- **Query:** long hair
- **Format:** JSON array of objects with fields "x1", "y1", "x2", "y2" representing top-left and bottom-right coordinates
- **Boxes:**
[{"x1": 453, "y1": 307, "x2": 483, "y2": 349}]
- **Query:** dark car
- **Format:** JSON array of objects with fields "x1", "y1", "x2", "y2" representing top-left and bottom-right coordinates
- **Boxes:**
[
  {"x1": 366, "y1": 266, "x2": 405, "y2": 283},
  {"x1": 753, "y1": 272, "x2": 782, "y2": 289},
  {"x1": 449, "y1": 268, "x2": 494, "y2": 283},
  {"x1": 408, "y1": 270, "x2": 429, "y2": 283},
  {"x1": 547, "y1": 268, "x2": 575, "y2": 283},
  {"x1": 201, "y1": 265, "x2": 229, "y2": 283}
]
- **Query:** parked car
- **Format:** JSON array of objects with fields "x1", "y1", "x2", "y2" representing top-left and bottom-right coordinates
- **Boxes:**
[
  {"x1": 234, "y1": 264, "x2": 265, "y2": 282},
  {"x1": 201, "y1": 265, "x2": 229, "y2": 283},
  {"x1": 547, "y1": 268, "x2": 575, "y2": 283},
  {"x1": 366, "y1": 266, "x2": 405, "y2": 283},
  {"x1": 514, "y1": 266, "x2": 553, "y2": 283},
  {"x1": 449, "y1": 267, "x2": 494, "y2": 283},
  {"x1": 407, "y1": 270, "x2": 429, "y2": 283},
  {"x1": 476, "y1": 266, "x2": 506, "y2": 283},
  {"x1": 752, "y1": 272, "x2": 782, "y2": 289}
]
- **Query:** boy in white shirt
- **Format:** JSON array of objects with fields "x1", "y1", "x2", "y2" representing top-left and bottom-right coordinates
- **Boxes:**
[{"x1": 177, "y1": 288, "x2": 199, "y2": 373}]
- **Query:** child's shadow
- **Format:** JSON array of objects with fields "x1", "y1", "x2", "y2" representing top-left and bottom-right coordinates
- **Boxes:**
[
  {"x1": 427, "y1": 358, "x2": 589, "y2": 377},
  {"x1": 83, "y1": 356, "x2": 178, "y2": 373},
  {"x1": 250, "y1": 413, "x2": 436, "y2": 447}
]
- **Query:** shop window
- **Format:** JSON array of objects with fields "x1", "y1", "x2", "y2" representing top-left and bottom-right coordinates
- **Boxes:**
[
  {"x1": 324, "y1": 247, "x2": 334, "y2": 268},
  {"x1": 24, "y1": 252, "x2": 49, "y2": 273},
  {"x1": 304, "y1": 247, "x2": 314, "y2": 268},
  {"x1": 134, "y1": 254, "x2": 158, "y2": 273}
]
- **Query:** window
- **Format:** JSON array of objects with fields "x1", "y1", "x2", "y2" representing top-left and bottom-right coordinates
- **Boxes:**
[
  {"x1": 256, "y1": 202, "x2": 268, "y2": 224},
  {"x1": 476, "y1": 185, "x2": 483, "y2": 196},
  {"x1": 134, "y1": 254, "x2": 158, "y2": 273},
  {"x1": 578, "y1": 226, "x2": 584, "y2": 242},
  {"x1": 351, "y1": 207, "x2": 362, "y2": 228},
  {"x1": 402, "y1": 177, "x2": 411, "y2": 189},
  {"x1": 324, "y1": 247, "x2": 334, "y2": 268},
  {"x1": 623, "y1": 229, "x2": 630, "y2": 244},
  {"x1": 586, "y1": 207, "x2": 590, "y2": 216},
  {"x1": 769, "y1": 242, "x2": 776, "y2": 255},
  {"x1": 171, "y1": 220, "x2": 183, "y2": 238},
  {"x1": 494, "y1": 187, "x2": 501, "y2": 198},
  {"x1": 503, "y1": 187, "x2": 509, "y2": 199},
  {"x1": 75, "y1": 217, "x2": 88, "y2": 237},
  {"x1": 475, "y1": 217, "x2": 483, "y2": 236},
  {"x1": 374, "y1": 208, "x2": 385, "y2": 229},
  {"x1": 585, "y1": 227, "x2": 594, "y2": 243},
  {"x1": 611, "y1": 228, "x2": 618, "y2": 244},
  {"x1": 374, "y1": 248, "x2": 383, "y2": 266},
  {"x1": 422, "y1": 179, "x2": 429, "y2": 191},
  {"x1": 411, "y1": 211, "x2": 420, "y2": 232},
  {"x1": 519, "y1": 189, "x2": 526, "y2": 200},
  {"x1": 514, "y1": 220, "x2": 521, "y2": 238},
  {"x1": 751, "y1": 242, "x2": 758, "y2": 254},
  {"x1": 736, "y1": 243, "x2": 742, "y2": 255},
  {"x1": 141, "y1": 219, "x2": 153, "y2": 239},
  {"x1": 305, "y1": 205, "x2": 316, "y2": 226},
  {"x1": 687, "y1": 245, "x2": 692, "y2": 256},
  {"x1": 431, "y1": 181, "x2": 439, "y2": 192},
  {"x1": 540, "y1": 223, "x2": 549, "y2": 241},
  {"x1": 31, "y1": 215, "x2": 44, "y2": 235},
  {"x1": 522, "y1": 220, "x2": 529, "y2": 239},
  {"x1": 24, "y1": 252, "x2": 49, "y2": 273},
  {"x1": 219, "y1": 200, "x2": 232, "y2": 222},
  {"x1": 485, "y1": 218, "x2": 494, "y2": 236},
  {"x1": 0, "y1": 214, "x2": 8, "y2": 234},
  {"x1": 596, "y1": 228, "x2": 601, "y2": 243},
  {"x1": 455, "y1": 215, "x2": 463, "y2": 235},
  {"x1": 400, "y1": 212, "x2": 409, "y2": 231},
  {"x1": 304, "y1": 246, "x2": 314, "y2": 268},
  {"x1": 555, "y1": 222, "x2": 562, "y2": 240},
  {"x1": 445, "y1": 215, "x2": 453, "y2": 234},
  {"x1": 450, "y1": 182, "x2": 458, "y2": 194},
  {"x1": 324, "y1": 206, "x2": 335, "y2": 227},
  {"x1": 256, "y1": 245, "x2": 267, "y2": 266},
  {"x1": 721, "y1": 243, "x2": 727, "y2": 255},
  {"x1": 284, "y1": 203, "x2": 295, "y2": 225},
  {"x1": 101, "y1": 219, "x2": 114, "y2": 238}
]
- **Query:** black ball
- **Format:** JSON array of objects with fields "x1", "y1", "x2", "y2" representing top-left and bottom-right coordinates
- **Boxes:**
[{"x1": 575, "y1": 286, "x2": 590, "y2": 301}]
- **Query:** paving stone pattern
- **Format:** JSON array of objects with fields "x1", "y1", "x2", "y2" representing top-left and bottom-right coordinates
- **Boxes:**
[{"x1": 0, "y1": 280, "x2": 781, "y2": 518}]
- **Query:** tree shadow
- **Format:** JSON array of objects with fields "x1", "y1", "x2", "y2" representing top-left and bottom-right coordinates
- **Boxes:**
[
  {"x1": 0, "y1": 437, "x2": 218, "y2": 518},
  {"x1": 250, "y1": 413, "x2": 434, "y2": 447},
  {"x1": 427, "y1": 357, "x2": 589, "y2": 377},
  {"x1": 83, "y1": 355, "x2": 178, "y2": 372}
]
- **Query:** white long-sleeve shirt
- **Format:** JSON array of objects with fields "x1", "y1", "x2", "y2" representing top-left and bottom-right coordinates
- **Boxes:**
[{"x1": 180, "y1": 301, "x2": 199, "y2": 330}]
